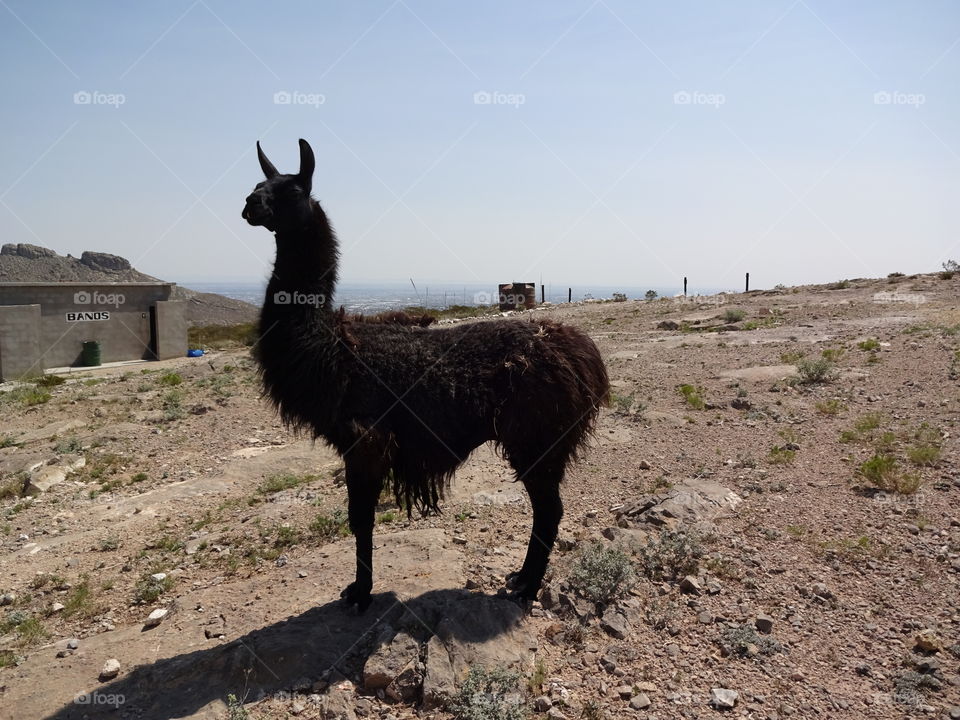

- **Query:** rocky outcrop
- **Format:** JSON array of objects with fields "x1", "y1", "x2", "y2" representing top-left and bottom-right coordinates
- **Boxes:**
[
  {"x1": 1, "y1": 243, "x2": 57, "y2": 260},
  {"x1": 79, "y1": 251, "x2": 131, "y2": 272}
]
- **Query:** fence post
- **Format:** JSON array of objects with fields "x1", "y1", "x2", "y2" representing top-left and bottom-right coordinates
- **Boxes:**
[{"x1": 745, "y1": 272, "x2": 750, "y2": 293}]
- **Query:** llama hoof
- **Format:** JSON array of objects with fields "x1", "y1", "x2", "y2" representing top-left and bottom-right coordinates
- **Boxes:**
[
  {"x1": 504, "y1": 571, "x2": 524, "y2": 590},
  {"x1": 340, "y1": 582, "x2": 372, "y2": 613},
  {"x1": 505, "y1": 590, "x2": 536, "y2": 610}
]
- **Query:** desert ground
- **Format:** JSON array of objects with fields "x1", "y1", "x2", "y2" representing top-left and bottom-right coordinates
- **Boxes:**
[{"x1": 0, "y1": 273, "x2": 958, "y2": 720}]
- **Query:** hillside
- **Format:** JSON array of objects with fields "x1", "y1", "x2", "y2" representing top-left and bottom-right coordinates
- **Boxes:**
[
  {"x1": 0, "y1": 271, "x2": 957, "y2": 719},
  {"x1": 0, "y1": 243, "x2": 258, "y2": 326}
]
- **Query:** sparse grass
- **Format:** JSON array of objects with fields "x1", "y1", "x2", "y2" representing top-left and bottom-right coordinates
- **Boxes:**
[
  {"x1": 677, "y1": 383, "x2": 706, "y2": 410},
  {"x1": 610, "y1": 391, "x2": 635, "y2": 415},
  {"x1": 815, "y1": 398, "x2": 846, "y2": 415},
  {"x1": 258, "y1": 473, "x2": 317, "y2": 494},
  {"x1": 134, "y1": 572, "x2": 174, "y2": 604},
  {"x1": 780, "y1": 351, "x2": 805, "y2": 364},
  {"x1": 831, "y1": 279, "x2": 851, "y2": 289},
  {"x1": 63, "y1": 577, "x2": 97, "y2": 618},
  {"x1": 188, "y1": 323, "x2": 258, "y2": 349},
  {"x1": 0, "y1": 385, "x2": 51, "y2": 406},
  {"x1": 858, "y1": 455, "x2": 921, "y2": 494},
  {"x1": 719, "y1": 623, "x2": 781, "y2": 659},
  {"x1": 162, "y1": 389, "x2": 184, "y2": 421},
  {"x1": 377, "y1": 511, "x2": 396, "y2": 524},
  {"x1": 98, "y1": 537, "x2": 119, "y2": 551},
  {"x1": 0, "y1": 475, "x2": 25, "y2": 501},
  {"x1": 527, "y1": 656, "x2": 547, "y2": 694},
  {"x1": 723, "y1": 308, "x2": 746, "y2": 323},
  {"x1": 157, "y1": 371, "x2": 183, "y2": 386},
  {"x1": 447, "y1": 666, "x2": 525, "y2": 720},
  {"x1": 906, "y1": 425, "x2": 942, "y2": 466},
  {"x1": 273, "y1": 525, "x2": 301, "y2": 548},
  {"x1": 568, "y1": 541, "x2": 637, "y2": 605},
  {"x1": 767, "y1": 446, "x2": 796, "y2": 464},
  {"x1": 821, "y1": 347, "x2": 845, "y2": 362},
  {"x1": 54, "y1": 437, "x2": 83, "y2": 454},
  {"x1": 794, "y1": 357, "x2": 838, "y2": 384},
  {"x1": 858, "y1": 338, "x2": 880, "y2": 351},
  {"x1": 638, "y1": 530, "x2": 703, "y2": 582},
  {"x1": 309, "y1": 509, "x2": 349, "y2": 541},
  {"x1": 33, "y1": 374, "x2": 65, "y2": 388},
  {"x1": 131, "y1": 472, "x2": 148, "y2": 483}
]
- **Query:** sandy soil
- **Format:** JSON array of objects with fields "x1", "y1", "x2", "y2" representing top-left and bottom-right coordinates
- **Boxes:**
[{"x1": 0, "y1": 273, "x2": 958, "y2": 720}]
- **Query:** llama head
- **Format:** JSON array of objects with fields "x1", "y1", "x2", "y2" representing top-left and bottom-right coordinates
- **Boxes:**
[{"x1": 242, "y1": 139, "x2": 316, "y2": 232}]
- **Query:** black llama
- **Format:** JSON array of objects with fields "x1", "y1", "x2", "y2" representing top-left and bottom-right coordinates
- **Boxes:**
[{"x1": 243, "y1": 139, "x2": 610, "y2": 611}]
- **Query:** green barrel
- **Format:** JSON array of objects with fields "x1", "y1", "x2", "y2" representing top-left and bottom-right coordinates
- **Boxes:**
[{"x1": 81, "y1": 340, "x2": 101, "y2": 367}]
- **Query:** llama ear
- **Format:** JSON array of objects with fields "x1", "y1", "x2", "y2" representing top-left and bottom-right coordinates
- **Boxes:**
[
  {"x1": 257, "y1": 141, "x2": 279, "y2": 179},
  {"x1": 297, "y1": 139, "x2": 315, "y2": 189}
]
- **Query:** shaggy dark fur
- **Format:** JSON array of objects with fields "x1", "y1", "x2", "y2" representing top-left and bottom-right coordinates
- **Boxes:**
[{"x1": 243, "y1": 139, "x2": 610, "y2": 611}]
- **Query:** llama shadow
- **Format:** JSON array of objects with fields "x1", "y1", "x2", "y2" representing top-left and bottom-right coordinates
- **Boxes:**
[{"x1": 43, "y1": 588, "x2": 525, "y2": 720}]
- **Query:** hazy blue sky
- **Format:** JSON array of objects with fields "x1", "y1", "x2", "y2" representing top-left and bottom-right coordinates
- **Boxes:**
[{"x1": 1, "y1": 1, "x2": 957, "y2": 290}]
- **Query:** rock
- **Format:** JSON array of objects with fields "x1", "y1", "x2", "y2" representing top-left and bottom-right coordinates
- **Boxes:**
[
  {"x1": 698, "y1": 610, "x2": 714, "y2": 624},
  {"x1": 630, "y1": 692, "x2": 651, "y2": 709},
  {"x1": 546, "y1": 709, "x2": 568, "y2": 720},
  {"x1": 362, "y1": 630, "x2": 422, "y2": 702},
  {"x1": 638, "y1": 459, "x2": 652, "y2": 470},
  {"x1": 616, "y1": 685, "x2": 633, "y2": 699},
  {"x1": 679, "y1": 575, "x2": 702, "y2": 595},
  {"x1": 600, "y1": 608, "x2": 630, "y2": 639},
  {"x1": 421, "y1": 595, "x2": 534, "y2": 709},
  {"x1": 533, "y1": 695, "x2": 553, "y2": 711},
  {"x1": 657, "y1": 320, "x2": 680, "y2": 330},
  {"x1": 144, "y1": 607, "x2": 168, "y2": 628},
  {"x1": 1, "y1": 243, "x2": 57, "y2": 259},
  {"x1": 319, "y1": 680, "x2": 357, "y2": 720},
  {"x1": 99, "y1": 658, "x2": 121, "y2": 681},
  {"x1": 755, "y1": 614, "x2": 774, "y2": 633},
  {"x1": 150, "y1": 573, "x2": 167, "y2": 582},
  {"x1": 711, "y1": 688, "x2": 738, "y2": 709},
  {"x1": 24, "y1": 466, "x2": 67, "y2": 496},
  {"x1": 1, "y1": 592, "x2": 16, "y2": 606},
  {"x1": 615, "y1": 479, "x2": 742, "y2": 532},
  {"x1": 80, "y1": 250, "x2": 131, "y2": 272},
  {"x1": 67, "y1": 638, "x2": 79, "y2": 650},
  {"x1": 915, "y1": 629, "x2": 942, "y2": 652},
  {"x1": 51, "y1": 602, "x2": 65, "y2": 613}
]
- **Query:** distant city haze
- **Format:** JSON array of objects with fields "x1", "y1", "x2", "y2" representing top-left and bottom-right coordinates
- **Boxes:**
[{"x1": 1, "y1": 2, "x2": 957, "y2": 290}]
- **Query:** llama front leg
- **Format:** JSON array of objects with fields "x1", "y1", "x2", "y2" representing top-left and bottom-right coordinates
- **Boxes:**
[
  {"x1": 509, "y1": 478, "x2": 563, "y2": 603},
  {"x1": 340, "y1": 455, "x2": 382, "y2": 613}
]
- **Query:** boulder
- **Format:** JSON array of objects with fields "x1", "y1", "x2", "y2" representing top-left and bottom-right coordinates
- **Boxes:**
[
  {"x1": 362, "y1": 630, "x2": 422, "y2": 702},
  {"x1": 615, "y1": 478, "x2": 742, "y2": 532}
]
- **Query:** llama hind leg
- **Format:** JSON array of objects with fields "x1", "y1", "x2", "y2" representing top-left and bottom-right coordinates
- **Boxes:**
[{"x1": 507, "y1": 475, "x2": 563, "y2": 602}]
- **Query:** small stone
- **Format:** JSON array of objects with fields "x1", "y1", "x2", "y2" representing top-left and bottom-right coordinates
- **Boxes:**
[
  {"x1": 638, "y1": 460, "x2": 652, "y2": 470},
  {"x1": 99, "y1": 658, "x2": 121, "y2": 681},
  {"x1": 915, "y1": 629, "x2": 942, "y2": 652},
  {"x1": 755, "y1": 614, "x2": 774, "y2": 633},
  {"x1": 698, "y1": 610, "x2": 714, "y2": 624},
  {"x1": 546, "y1": 709, "x2": 568, "y2": 720},
  {"x1": 679, "y1": 575, "x2": 702, "y2": 594},
  {"x1": 150, "y1": 572, "x2": 167, "y2": 582},
  {"x1": 298, "y1": 570, "x2": 308, "y2": 578},
  {"x1": 51, "y1": 602, "x2": 65, "y2": 613},
  {"x1": 711, "y1": 688, "x2": 738, "y2": 709},
  {"x1": 616, "y1": 685, "x2": 633, "y2": 699},
  {"x1": 665, "y1": 643, "x2": 680, "y2": 658},
  {"x1": 600, "y1": 608, "x2": 630, "y2": 639},
  {"x1": 947, "y1": 706, "x2": 960, "y2": 720},
  {"x1": 143, "y1": 607, "x2": 168, "y2": 628},
  {"x1": 452, "y1": 536, "x2": 467, "y2": 545},
  {"x1": 0, "y1": 593, "x2": 15, "y2": 606},
  {"x1": 533, "y1": 695, "x2": 552, "y2": 711},
  {"x1": 630, "y1": 693, "x2": 652, "y2": 709},
  {"x1": 67, "y1": 638, "x2": 79, "y2": 650}
]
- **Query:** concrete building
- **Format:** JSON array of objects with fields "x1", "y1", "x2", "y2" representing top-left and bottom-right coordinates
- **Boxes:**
[{"x1": 0, "y1": 282, "x2": 186, "y2": 380}]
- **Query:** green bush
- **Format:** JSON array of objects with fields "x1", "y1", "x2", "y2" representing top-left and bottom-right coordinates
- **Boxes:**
[
  {"x1": 568, "y1": 541, "x2": 636, "y2": 604},
  {"x1": 638, "y1": 531, "x2": 703, "y2": 581},
  {"x1": 447, "y1": 666, "x2": 525, "y2": 720},
  {"x1": 794, "y1": 357, "x2": 837, "y2": 384}
]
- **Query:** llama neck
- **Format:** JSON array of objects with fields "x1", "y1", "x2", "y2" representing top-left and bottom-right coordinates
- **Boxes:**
[{"x1": 266, "y1": 202, "x2": 339, "y2": 310}]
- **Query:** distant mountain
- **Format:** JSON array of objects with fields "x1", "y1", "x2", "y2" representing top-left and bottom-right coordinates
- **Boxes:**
[{"x1": 0, "y1": 243, "x2": 258, "y2": 327}]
